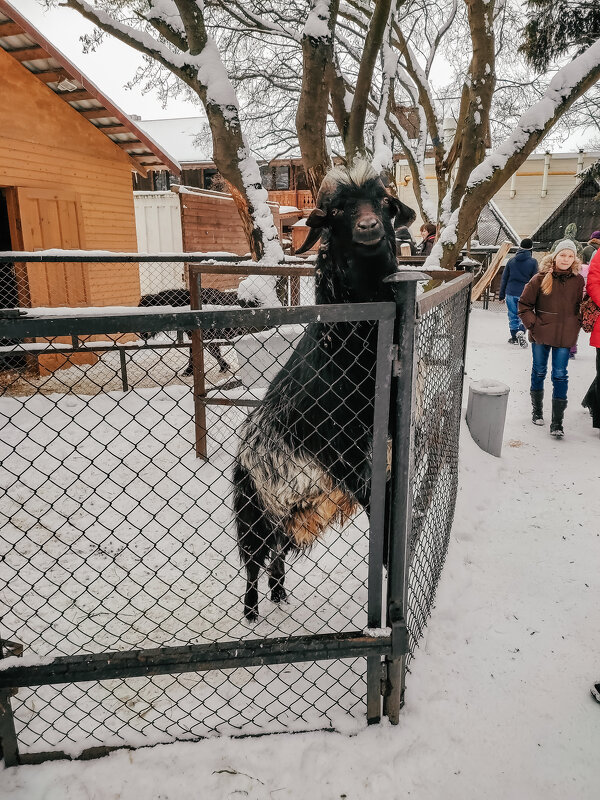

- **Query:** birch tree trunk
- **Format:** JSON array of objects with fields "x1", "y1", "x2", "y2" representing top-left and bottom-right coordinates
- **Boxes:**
[
  {"x1": 432, "y1": 40, "x2": 600, "y2": 269},
  {"x1": 296, "y1": 0, "x2": 340, "y2": 200},
  {"x1": 65, "y1": 0, "x2": 282, "y2": 262}
]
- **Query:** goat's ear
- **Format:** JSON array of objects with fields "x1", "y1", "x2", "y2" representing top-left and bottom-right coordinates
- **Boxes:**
[
  {"x1": 388, "y1": 194, "x2": 416, "y2": 227},
  {"x1": 305, "y1": 208, "x2": 328, "y2": 228}
]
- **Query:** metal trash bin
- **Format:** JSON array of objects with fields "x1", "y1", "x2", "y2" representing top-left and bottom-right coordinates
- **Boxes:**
[{"x1": 466, "y1": 379, "x2": 510, "y2": 457}]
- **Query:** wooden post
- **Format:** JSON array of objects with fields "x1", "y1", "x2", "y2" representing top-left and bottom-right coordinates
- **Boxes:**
[
  {"x1": 471, "y1": 241, "x2": 512, "y2": 301},
  {"x1": 188, "y1": 264, "x2": 208, "y2": 459}
]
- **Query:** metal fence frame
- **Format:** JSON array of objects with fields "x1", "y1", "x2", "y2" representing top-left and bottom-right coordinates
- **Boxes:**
[{"x1": 0, "y1": 262, "x2": 472, "y2": 765}]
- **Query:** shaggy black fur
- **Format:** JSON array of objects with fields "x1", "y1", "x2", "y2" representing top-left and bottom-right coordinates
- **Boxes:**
[{"x1": 234, "y1": 165, "x2": 415, "y2": 620}]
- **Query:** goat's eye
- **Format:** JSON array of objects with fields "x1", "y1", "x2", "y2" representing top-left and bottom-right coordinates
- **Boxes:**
[
  {"x1": 331, "y1": 208, "x2": 342, "y2": 217},
  {"x1": 382, "y1": 197, "x2": 390, "y2": 205}
]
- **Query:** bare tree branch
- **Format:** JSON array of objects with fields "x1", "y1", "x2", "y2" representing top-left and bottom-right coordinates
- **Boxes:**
[{"x1": 345, "y1": 0, "x2": 393, "y2": 159}]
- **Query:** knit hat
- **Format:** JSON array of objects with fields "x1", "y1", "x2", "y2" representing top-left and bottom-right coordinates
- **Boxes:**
[
  {"x1": 591, "y1": 230, "x2": 600, "y2": 239},
  {"x1": 552, "y1": 239, "x2": 577, "y2": 256},
  {"x1": 519, "y1": 238, "x2": 533, "y2": 250}
]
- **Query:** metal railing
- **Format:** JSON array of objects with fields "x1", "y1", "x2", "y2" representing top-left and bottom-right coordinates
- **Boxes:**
[{"x1": 0, "y1": 264, "x2": 472, "y2": 765}]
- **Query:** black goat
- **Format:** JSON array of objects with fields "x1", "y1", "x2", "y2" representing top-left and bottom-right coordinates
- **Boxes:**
[
  {"x1": 138, "y1": 288, "x2": 253, "y2": 374},
  {"x1": 233, "y1": 162, "x2": 415, "y2": 620}
]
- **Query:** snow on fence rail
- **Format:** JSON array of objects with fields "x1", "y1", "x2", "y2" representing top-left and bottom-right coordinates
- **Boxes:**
[
  {"x1": 0, "y1": 254, "x2": 317, "y2": 411},
  {"x1": 0, "y1": 267, "x2": 472, "y2": 766},
  {"x1": 0, "y1": 251, "x2": 317, "y2": 311}
]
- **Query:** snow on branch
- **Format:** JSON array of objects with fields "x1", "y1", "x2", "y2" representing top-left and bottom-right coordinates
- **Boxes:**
[
  {"x1": 217, "y1": 0, "x2": 301, "y2": 42},
  {"x1": 144, "y1": 0, "x2": 186, "y2": 36},
  {"x1": 390, "y1": 116, "x2": 437, "y2": 224},
  {"x1": 63, "y1": 1, "x2": 240, "y2": 109},
  {"x1": 303, "y1": 0, "x2": 336, "y2": 42},
  {"x1": 467, "y1": 38, "x2": 600, "y2": 190},
  {"x1": 61, "y1": 1, "x2": 190, "y2": 76},
  {"x1": 371, "y1": 12, "x2": 397, "y2": 173}
]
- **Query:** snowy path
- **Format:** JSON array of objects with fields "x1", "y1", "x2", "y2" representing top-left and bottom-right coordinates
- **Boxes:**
[{"x1": 4, "y1": 308, "x2": 600, "y2": 799}]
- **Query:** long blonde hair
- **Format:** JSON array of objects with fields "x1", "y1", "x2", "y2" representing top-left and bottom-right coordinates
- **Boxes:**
[{"x1": 538, "y1": 253, "x2": 582, "y2": 295}]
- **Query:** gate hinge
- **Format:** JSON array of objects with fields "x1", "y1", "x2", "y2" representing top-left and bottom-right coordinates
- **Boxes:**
[{"x1": 388, "y1": 602, "x2": 409, "y2": 658}]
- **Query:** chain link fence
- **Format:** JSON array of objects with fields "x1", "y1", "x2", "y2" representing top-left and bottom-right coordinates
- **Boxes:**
[
  {"x1": 407, "y1": 277, "x2": 472, "y2": 663},
  {"x1": 0, "y1": 255, "x2": 316, "y2": 399},
  {"x1": 0, "y1": 257, "x2": 472, "y2": 765}
]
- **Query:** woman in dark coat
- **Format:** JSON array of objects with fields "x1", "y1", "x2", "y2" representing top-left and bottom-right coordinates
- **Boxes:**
[
  {"x1": 581, "y1": 247, "x2": 600, "y2": 429},
  {"x1": 518, "y1": 240, "x2": 584, "y2": 437},
  {"x1": 417, "y1": 223, "x2": 437, "y2": 257}
]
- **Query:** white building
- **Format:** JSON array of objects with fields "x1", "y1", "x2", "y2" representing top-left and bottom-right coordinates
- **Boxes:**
[{"x1": 395, "y1": 151, "x2": 600, "y2": 242}]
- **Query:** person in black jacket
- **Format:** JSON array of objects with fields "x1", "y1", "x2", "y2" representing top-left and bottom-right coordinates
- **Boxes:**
[
  {"x1": 395, "y1": 224, "x2": 417, "y2": 255},
  {"x1": 499, "y1": 238, "x2": 538, "y2": 347},
  {"x1": 417, "y1": 223, "x2": 437, "y2": 257}
]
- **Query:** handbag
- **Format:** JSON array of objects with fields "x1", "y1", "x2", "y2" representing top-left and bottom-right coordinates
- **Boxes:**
[{"x1": 581, "y1": 294, "x2": 600, "y2": 333}]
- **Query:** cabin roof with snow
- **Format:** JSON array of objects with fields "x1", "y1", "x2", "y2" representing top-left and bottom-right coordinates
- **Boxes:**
[
  {"x1": 137, "y1": 118, "x2": 213, "y2": 165},
  {"x1": 531, "y1": 173, "x2": 600, "y2": 249},
  {"x1": 0, "y1": 0, "x2": 180, "y2": 176}
]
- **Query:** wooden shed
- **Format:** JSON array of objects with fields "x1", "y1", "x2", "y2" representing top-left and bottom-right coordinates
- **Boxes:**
[
  {"x1": 133, "y1": 187, "x2": 282, "y2": 294},
  {"x1": 0, "y1": 0, "x2": 179, "y2": 311},
  {"x1": 0, "y1": 0, "x2": 179, "y2": 373},
  {"x1": 531, "y1": 174, "x2": 600, "y2": 250}
]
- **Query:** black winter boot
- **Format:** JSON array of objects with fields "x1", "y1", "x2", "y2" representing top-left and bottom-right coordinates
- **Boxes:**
[
  {"x1": 550, "y1": 398, "x2": 568, "y2": 438},
  {"x1": 531, "y1": 390, "x2": 544, "y2": 425}
]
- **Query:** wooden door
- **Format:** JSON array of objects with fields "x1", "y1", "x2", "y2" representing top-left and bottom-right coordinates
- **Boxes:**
[{"x1": 16, "y1": 187, "x2": 88, "y2": 308}]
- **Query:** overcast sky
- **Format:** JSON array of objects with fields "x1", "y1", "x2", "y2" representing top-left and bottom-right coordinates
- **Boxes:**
[{"x1": 20, "y1": 0, "x2": 200, "y2": 121}]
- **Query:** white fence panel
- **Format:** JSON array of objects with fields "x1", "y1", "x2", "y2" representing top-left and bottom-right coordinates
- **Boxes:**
[{"x1": 134, "y1": 192, "x2": 185, "y2": 295}]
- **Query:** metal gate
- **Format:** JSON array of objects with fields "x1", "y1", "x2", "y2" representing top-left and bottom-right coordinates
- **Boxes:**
[{"x1": 0, "y1": 263, "x2": 472, "y2": 765}]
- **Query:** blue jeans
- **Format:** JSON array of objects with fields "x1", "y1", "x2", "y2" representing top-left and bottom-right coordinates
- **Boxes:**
[
  {"x1": 506, "y1": 295, "x2": 525, "y2": 334},
  {"x1": 530, "y1": 343, "x2": 569, "y2": 399}
]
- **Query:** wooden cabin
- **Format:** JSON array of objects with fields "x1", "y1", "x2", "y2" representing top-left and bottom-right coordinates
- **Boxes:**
[
  {"x1": 132, "y1": 120, "x2": 314, "y2": 212},
  {"x1": 0, "y1": 0, "x2": 178, "y2": 311},
  {"x1": 0, "y1": 0, "x2": 178, "y2": 372},
  {"x1": 531, "y1": 174, "x2": 600, "y2": 251}
]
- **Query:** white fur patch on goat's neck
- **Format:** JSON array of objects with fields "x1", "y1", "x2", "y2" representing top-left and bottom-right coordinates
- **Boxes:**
[
  {"x1": 325, "y1": 160, "x2": 379, "y2": 189},
  {"x1": 237, "y1": 406, "x2": 359, "y2": 547},
  {"x1": 238, "y1": 406, "x2": 327, "y2": 521}
]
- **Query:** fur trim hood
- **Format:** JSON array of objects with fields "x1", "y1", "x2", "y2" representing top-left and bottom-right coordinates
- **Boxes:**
[{"x1": 539, "y1": 253, "x2": 582, "y2": 275}]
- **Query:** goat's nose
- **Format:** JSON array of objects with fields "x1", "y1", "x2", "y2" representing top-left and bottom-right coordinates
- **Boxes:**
[{"x1": 356, "y1": 216, "x2": 379, "y2": 231}]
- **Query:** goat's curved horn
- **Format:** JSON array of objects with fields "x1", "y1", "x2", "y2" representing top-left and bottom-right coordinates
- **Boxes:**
[
  {"x1": 295, "y1": 175, "x2": 337, "y2": 254},
  {"x1": 295, "y1": 224, "x2": 323, "y2": 254}
]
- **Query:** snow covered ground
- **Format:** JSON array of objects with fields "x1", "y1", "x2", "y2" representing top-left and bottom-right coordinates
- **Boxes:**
[{"x1": 3, "y1": 308, "x2": 600, "y2": 798}]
